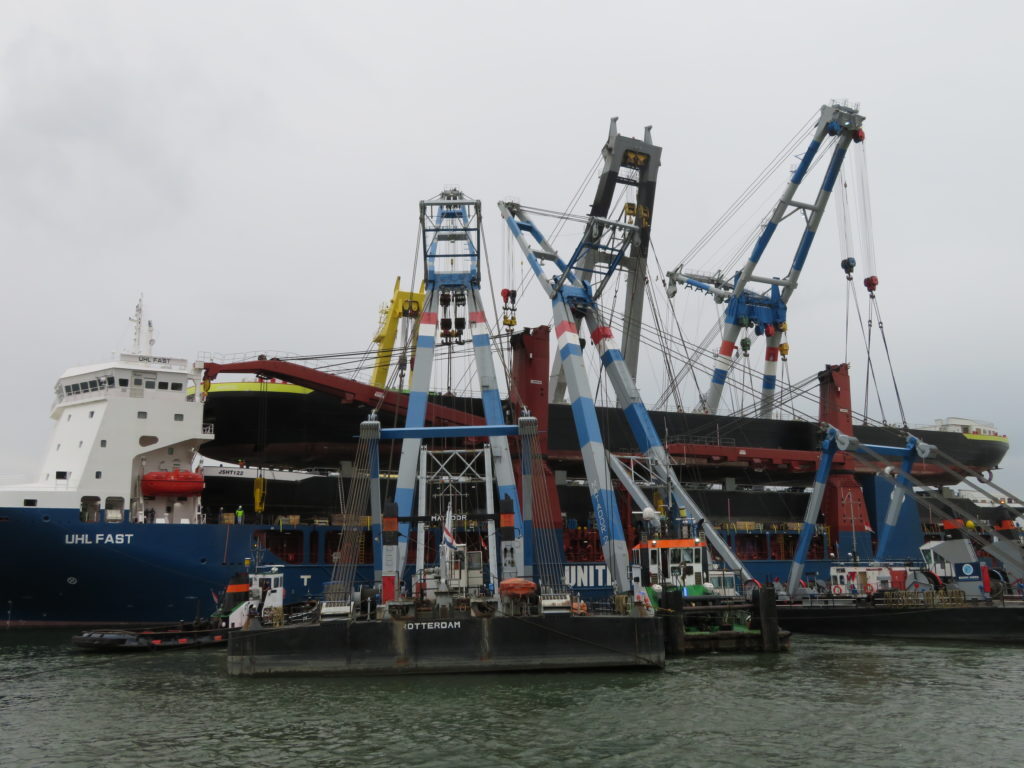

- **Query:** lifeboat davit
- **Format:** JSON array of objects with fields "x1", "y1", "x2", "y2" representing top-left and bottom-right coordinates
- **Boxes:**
[
  {"x1": 498, "y1": 578, "x2": 537, "y2": 596},
  {"x1": 141, "y1": 470, "x2": 205, "y2": 497}
]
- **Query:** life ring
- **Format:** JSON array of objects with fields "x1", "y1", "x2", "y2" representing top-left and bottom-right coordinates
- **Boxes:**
[
  {"x1": 832, "y1": 585, "x2": 843, "y2": 595},
  {"x1": 863, "y1": 584, "x2": 875, "y2": 595}
]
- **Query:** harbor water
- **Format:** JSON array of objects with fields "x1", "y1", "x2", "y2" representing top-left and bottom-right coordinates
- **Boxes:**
[{"x1": 2, "y1": 630, "x2": 1021, "y2": 767}]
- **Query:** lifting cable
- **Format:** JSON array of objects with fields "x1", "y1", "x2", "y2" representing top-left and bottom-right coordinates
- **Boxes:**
[
  {"x1": 676, "y1": 110, "x2": 819, "y2": 274},
  {"x1": 872, "y1": 300, "x2": 908, "y2": 428}
]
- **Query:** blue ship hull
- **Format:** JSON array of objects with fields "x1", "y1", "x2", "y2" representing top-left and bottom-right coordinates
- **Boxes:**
[{"x1": 0, "y1": 507, "x2": 354, "y2": 627}]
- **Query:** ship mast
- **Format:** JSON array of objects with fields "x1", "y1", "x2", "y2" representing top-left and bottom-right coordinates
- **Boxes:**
[{"x1": 129, "y1": 296, "x2": 156, "y2": 355}]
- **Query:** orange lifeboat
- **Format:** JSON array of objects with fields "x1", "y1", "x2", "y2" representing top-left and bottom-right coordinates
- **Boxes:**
[
  {"x1": 498, "y1": 578, "x2": 537, "y2": 596},
  {"x1": 141, "y1": 470, "x2": 205, "y2": 497}
]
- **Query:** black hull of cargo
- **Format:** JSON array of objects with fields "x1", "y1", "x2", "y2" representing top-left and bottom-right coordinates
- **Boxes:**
[
  {"x1": 774, "y1": 601, "x2": 1024, "y2": 643},
  {"x1": 200, "y1": 389, "x2": 1008, "y2": 481},
  {"x1": 227, "y1": 615, "x2": 665, "y2": 676}
]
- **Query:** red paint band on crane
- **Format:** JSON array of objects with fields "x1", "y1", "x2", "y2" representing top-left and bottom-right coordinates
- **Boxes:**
[
  {"x1": 421, "y1": 312, "x2": 438, "y2": 325},
  {"x1": 555, "y1": 321, "x2": 578, "y2": 339},
  {"x1": 765, "y1": 347, "x2": 780, "y2": 362},
  {"x1": 469, "y1": 311, "x2": 486, "y2": 324},
  {"x1": 590, "y1": 326, "x2": 614, "y2": 345},
  {"x1": 719, "y1": 341, "x2": 736, "y2": 357},
  {"x1": 383, "y1": 517, "x2": 399, "y2": 531}
]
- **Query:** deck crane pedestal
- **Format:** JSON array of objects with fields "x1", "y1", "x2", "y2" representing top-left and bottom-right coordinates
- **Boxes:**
[{"x1": 666, "y1": 102, "x2": 865, "y2": 417}]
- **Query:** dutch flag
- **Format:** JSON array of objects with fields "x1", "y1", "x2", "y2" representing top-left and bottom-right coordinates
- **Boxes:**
[{"x1": 443, "y1": 503, "x2": 457, "y2": 550}]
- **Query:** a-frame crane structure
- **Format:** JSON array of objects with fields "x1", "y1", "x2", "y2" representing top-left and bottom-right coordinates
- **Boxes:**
[
  {"x1": 666, "y1": 102, "x2": 865, "y2": 417},
  {"x1": 389, "y1": 189, "x2": 527, "y2": 591},
  {"x1": 499, "y1": 124, "x2": 752, "y2": 592}
]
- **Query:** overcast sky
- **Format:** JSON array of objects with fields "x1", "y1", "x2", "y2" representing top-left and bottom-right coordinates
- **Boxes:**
[{"x1": 2, "y1": 1, "x2": 1022, "y2": 493}]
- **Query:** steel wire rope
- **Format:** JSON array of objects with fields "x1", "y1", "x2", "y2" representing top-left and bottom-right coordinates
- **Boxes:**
[
  {"x1": 674, "y1": 111, "x2": 818, "y2": 274},
  {"x1": 523, "y1": 425, "x2": 566, "y2": 590},
  {"x1": 870, "y1": 300, "x2": 908, "y2": 428},
  {"x1": 848, "y1": 286, "x2": 888, "y2": 424},
  {"x1": 701, "y1": 134, "x2": 838, "y2": 283}
]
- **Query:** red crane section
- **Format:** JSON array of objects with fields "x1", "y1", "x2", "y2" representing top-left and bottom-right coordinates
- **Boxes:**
[{"x1": 202, "y1": 359, "x2": 484, "y2": 429}]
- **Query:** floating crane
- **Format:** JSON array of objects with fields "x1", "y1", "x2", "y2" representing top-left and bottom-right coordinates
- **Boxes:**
[
  {"x1": 499, "y1": 122, "x2": 752, "y2": 591},
  {"x1": 388, "y1": 189, "x2": 527, "y2": 588},
  {"x1": 666, "y1": 102, "x2": 865, "y2": 417}
]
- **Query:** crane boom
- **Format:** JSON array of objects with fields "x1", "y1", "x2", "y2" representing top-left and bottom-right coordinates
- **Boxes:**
[
  {"x1": 666, "y1": 102, "x2": 865, "y2": 417},
  {"x1": 500, "y1": 141, "x2": 753, "y2": 586}
]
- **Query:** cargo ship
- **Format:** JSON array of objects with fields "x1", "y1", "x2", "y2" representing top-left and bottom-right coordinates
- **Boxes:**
[{"x1": 1, "y1": 108, "x2": 1019, "y2": 628}]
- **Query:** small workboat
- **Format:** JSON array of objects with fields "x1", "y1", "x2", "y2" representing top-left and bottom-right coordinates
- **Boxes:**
[{"x1": 71, "y1": 621, "x2": 229, "y2": 652}]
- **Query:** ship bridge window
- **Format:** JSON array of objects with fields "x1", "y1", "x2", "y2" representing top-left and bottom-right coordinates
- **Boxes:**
[
  {"x1": 158, "y1": 381, "x2": 169, "y2": 390},
  {"x1": 23, "y1": 499, "x2": 37, "y2": 507},
  {"x1": 56, "y1": 471, "x2": 68, "y2": 480},
  {"x1": 71, "y1": 384, "x2": 81, "y2": 394},
  {"x1": 88, "y1": 380, "x2": 98, "y2": 391},
  {"x1": 145, "y1": 381, "x2": 156, "y2": 390},
  {"x1": 64, "y1": 386, "x2": 72, "y2": 395},
  {"x1": 133, "y1": 378, "x2": 142, "y2": 386},
  {"x1": 80, "y1": 496, "x2": 101, "y2": 523},
  {"x1": 119, "y1": 378, "x2": 129, "y2": 387},
  {"x1": 106, "y1": 376, "x2": 115, "y2": 386},
  {"x1": 170, "y1": 382, "x2": 183, "y2": 392}
]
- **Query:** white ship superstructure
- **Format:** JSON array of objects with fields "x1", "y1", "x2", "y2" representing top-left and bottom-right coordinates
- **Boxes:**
[{"x1": 0, "y1": 352, "x2": 211, "y2": 523}]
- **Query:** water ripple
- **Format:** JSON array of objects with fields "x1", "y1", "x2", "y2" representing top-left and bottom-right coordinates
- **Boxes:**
[{"x1": 2, "y1": 631, "x2": 1022, "y2": 768}]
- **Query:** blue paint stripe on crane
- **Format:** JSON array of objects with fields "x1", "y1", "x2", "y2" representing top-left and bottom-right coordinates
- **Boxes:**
[
  {"x1": 417, "y1": 333, "x2": 435, "y2": 348},
  {"x1": 590, "y1": 488, "x2": 623, "y2": 548},
  {"x1": 570, "y1": 396, "x2": 603, "y2": 448},
  {"x1": 406, "y1": 390, "x2": 428, "y2": 427},
  {"x1": 472, "y1": 333, "x2": 489, "y2": 347},
  {"x1": 792, "y1": 229, "x2": 817, "y2": 271},
  {"x1": 623, "y1": 402, "x2": 658, "y2": 453},
  {"x1": 823, "y1": 146, "x2": 848, "y2": 192},
  {"x1": 559, "y1": 342, "x2": 582, "y2": 361},
  {"x1": 600, "y1": 347, "x2": 624, "y2": 367},
  {"x1": 791, "y1": 139, "x2": 822, "y2": 184},
  {"x1": 712, "y1": 368, "x2": 729, "y2": 385},
  {"x1": 480, "y1": 388, "x2": 504, "y2": 424},
  {"x1": 748, "y1": 221, "x2": 778, "y2": 264},
  {"x1": 762, "y1": 374, "x2": 777, "y2": 390}
]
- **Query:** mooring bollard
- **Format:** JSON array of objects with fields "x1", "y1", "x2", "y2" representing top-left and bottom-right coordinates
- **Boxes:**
[{"x1": 756, "y1": 586, "x2": 781, "y2": 652}]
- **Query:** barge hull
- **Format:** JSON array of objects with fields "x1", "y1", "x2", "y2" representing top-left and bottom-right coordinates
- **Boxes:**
[
  {"x1": 227, "y1": 615, "x2": 665, "y2": 676},
  {"x1": 775, "y1": 602, "x2": 1024, "y2": 643}
]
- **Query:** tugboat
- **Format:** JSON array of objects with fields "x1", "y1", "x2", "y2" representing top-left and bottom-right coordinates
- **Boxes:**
[{"x1": 70, "y1": 565, "x2": 318, "y2": 651}]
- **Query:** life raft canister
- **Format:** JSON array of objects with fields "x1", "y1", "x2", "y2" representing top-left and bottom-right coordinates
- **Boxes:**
[{"x1": 498, "y1": 578, "x2": 538, "y2": 596}]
